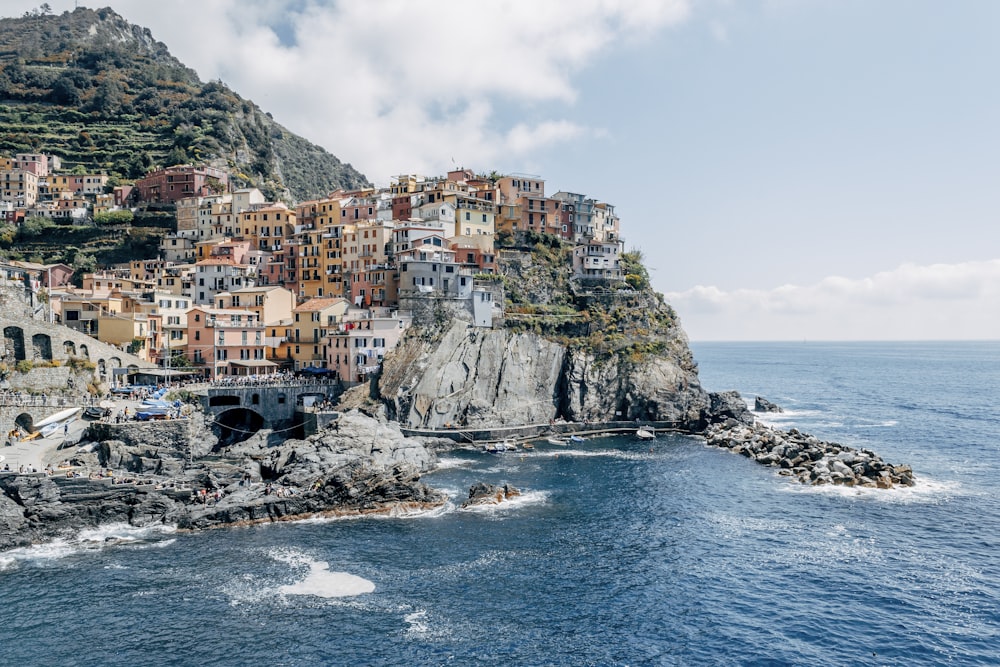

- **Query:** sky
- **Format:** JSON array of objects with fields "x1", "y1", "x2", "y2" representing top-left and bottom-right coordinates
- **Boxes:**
[{"x1": 5, "y1": 0, "x2": 999, "y2": 340}]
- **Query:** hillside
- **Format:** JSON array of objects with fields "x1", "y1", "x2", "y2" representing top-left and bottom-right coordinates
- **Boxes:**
[{"x1": 0, "y1": 5, "x2": 368, "y2": 201}]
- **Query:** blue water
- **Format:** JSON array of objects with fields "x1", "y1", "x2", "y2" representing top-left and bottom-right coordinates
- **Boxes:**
[{"x1": 0, "y1": 342, "x2": 997, "y2": 666}]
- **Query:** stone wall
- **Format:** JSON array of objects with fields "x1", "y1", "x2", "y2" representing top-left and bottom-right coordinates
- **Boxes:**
[{"x1": 5, "y1": 366, "x2": 77, "y2": 393}]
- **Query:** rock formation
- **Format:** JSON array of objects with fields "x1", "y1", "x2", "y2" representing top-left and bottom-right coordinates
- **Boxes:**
[
  {"x1": 754, "y1": 396, "x2": 784, "y2": 413},
  {"x1": 461, "y1": 482, "x2": 521, "y2": 508},
  {"x1": 704, "y1": 416, "x2": 914, "y2": 488},
  {"x1": 377, "y1": 320, "x2": 710, "y2": 430},
  {"x1": 0, "y1": 410, "x2": 443, "y2": 550}
]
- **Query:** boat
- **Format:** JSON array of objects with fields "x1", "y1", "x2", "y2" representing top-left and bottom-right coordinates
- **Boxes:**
[
  {"x1": 546, "y1": 436, "x2": 570, "y2": 446},
  {"x1": 568, "y1": 435, "x2": 586, "y2": 444},
  {"x1": 484, "y1": 439, "x2": 516, "y2": 453},
  {"x1": 83, "y1": 406, "x2": 104, "y2": 420},
  {"x1": 35, "y1": 407, "x2": 82, "y2": 437},
  {"x1": 135, "y1": 407, "x2": 171, "y2": 421},
  {"x1": 636, "y1": 426, "x2": 656, "y2": 441},
  {"x1": 33, "y1": 407, "x2": 82, "y2": 430}
]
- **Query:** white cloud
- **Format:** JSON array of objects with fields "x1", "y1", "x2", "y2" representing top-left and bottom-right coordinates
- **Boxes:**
[
  {"x1": 75, "y1": 0, "x2": 690, "y2": 182},
  {"x1": 665, "y1": 259, "x2": 1000, "y2": 341}
]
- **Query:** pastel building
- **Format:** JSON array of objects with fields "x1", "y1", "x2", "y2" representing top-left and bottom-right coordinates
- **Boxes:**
[
  {"x1": 326, "y1": 309, "x2": 411, "y2": 383},
  {"x1": 186, "y1": 306, "x2": 272, "y2": 379}
]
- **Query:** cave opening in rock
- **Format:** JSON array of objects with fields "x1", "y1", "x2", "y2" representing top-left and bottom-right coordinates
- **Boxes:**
[{"x1": 211, "y1": 408, "x2": 265, "y2": 448}]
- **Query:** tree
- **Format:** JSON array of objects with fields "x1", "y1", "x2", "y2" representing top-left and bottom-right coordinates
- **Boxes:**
[
  {"x1": 94, "y1": 210, "x2": 133, "y2": 225},
  {"x1": 18, "y1": 216, "x2": 54, "y2": 239},
  {"x1": 50, "y1": 75, "x2": 81, "y2": 106},
  {"x1": 89, "y1": 77, "x2": 125, "y2": 115},
  {"x1": 71, "y1": 252, "x2": 96, "y2": 286}
]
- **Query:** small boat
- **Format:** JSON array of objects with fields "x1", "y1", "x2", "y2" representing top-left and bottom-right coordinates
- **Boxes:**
[
  {"x1": 636, "y1": 426, "x2": 656, "y2": 441},
  {"x1": 568, "y1": 435, "x2": 586, "y2": 444},
  {"x1": 484, "y1": 440, "x2": 516, "y2": 453},
  {"x1": 546, "y1": 436, "x2": 570, "y2": 446},
  {"x1": 83, "y1": 406, "x2": 104, "y2": 420}
]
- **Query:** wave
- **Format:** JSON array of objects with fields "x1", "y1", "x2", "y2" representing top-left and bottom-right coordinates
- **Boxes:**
[
  {"x1": 0, "y1": 523, "x2": 177, "y2": 571},
  {"x1": 459, "y1": 489, "x2": 549, "y2": 513},
  {"x1": 434, "y1": 456, "x2": 476, "y2": 469},
  {"x1": 778, "y1": 474, "x2": 961, "y2": 503}
]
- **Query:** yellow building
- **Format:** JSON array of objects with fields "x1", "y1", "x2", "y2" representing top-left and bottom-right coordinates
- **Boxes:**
[
  {"x1": 96, "y1": 312, "x2": 154, "y2": 362},
  {"x1": 235, "y1": 203, "x2": 296, "y2": 252},
  {"x1": 277, "y1": 297, "x2": 350, "y2": 370},
  {"x1": 450, "y1": 195, "x2": 496, "y2": 238}
]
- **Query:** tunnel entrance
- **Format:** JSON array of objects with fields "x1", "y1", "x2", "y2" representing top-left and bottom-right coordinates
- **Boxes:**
[
  {"x1": 211, "y1": 408, "x2": 265, "y2": 448},
  {"x1": 13, "y1": 413, "x2": 34, "y2": 437}
]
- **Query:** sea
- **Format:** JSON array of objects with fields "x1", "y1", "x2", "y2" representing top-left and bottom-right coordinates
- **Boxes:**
[{"x1": 0, "y1": 341, "x2": 997, "y2": 666}]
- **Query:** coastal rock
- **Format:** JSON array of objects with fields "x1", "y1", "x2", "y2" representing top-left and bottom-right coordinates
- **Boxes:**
[
  {"x1": 0, "y1": 410, "x2": 443, "y2": 551},
  {"x1": 563, "y1": 348, "x2": 709, "y2": 427},
  {"x1": 754, "y1": 396, "x2": 784, "y2": 413},
  {"x1": 461, "y1": 482, "x2": 521, "y2": 507},
  {"x1": 703, "y1": 419, "x2": 915, "y2": 489},
  {"x1": 386, "y1": 323, "x2": 567, "y2": 429},
  {"x1": 707, "y1": 391, "x2": 755, "y2": 427}
]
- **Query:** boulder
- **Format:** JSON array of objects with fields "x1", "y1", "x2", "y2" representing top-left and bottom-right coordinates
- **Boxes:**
[
  {"x1": 462, "y1": 482, "x2": 521, "y2": 508},
  {"x1": 754, "y1": 396, "x2": 784, "y2": 413}
]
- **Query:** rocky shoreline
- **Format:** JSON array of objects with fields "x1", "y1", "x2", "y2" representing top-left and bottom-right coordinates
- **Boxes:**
[
  {"x1": 0, "y1": 390, "x2": 917, "y2": 552},
  {"x1": 0, "y1": 410, "x2": 444, "y2": 551}
]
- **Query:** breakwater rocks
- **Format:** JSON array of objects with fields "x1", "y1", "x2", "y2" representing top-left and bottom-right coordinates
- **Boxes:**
[
  {"x1": 704, "y1": 420, "x2": 915, "y2": 488},
  {"x1": 0, "y1": 410, "x2": 443, "y2": 550}
]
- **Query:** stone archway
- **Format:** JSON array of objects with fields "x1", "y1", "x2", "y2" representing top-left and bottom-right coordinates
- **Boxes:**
[
  {"x1": 79, "y1": 344, "x2": 89, "y2": 359},
  {"x1": 3, "y1": 326, "x2": 25, "y2": 361},
  {"x1": 13, "y1": 412, "x2": 34, "y2": 437},
  {"x1": 63, "y1": 340, "x2": 76, "y2": 356},
  {"x1": 31, "y1": 333, "x2": 52, "y2": 360}
]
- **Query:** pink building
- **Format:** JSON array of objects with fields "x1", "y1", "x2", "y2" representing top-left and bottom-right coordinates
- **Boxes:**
[
  {"x1": 185, "y1": 306, "x2": 273, "y2": 379},
  {"x1": 326, "y1": 310, "x2": 410, "y2": 383}
]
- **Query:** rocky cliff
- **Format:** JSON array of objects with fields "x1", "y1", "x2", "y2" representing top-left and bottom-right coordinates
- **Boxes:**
[{"x1": 376, "y1": 292, "x2": 710, "y2": 430}]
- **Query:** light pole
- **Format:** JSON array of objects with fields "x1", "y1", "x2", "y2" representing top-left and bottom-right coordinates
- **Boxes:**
[{"x1": 46, "y1": 265, "x2": 53, "y2": 323}]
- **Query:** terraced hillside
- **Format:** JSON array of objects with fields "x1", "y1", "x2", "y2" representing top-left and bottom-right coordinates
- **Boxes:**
[{"x1": 0, "y1": 6, "x2": 369, "y2": 201}]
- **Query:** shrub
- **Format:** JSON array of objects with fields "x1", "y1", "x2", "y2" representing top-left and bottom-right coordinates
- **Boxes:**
[{"x1": 66, "y1": 356, "x2": 96, "y2": 371}]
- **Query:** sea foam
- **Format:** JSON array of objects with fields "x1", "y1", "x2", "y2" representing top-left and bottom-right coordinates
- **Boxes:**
[
  {"x1": 0, "y1": 523, "x2": 177, "y2": 571},
  {"x1": 272, "y1": 548, "x2": 375, "y2": 598}
]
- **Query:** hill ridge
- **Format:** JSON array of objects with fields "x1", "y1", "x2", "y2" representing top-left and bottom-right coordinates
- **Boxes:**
[{"x1": 0, "y1": 5, "x2": 368, "y2": 201}]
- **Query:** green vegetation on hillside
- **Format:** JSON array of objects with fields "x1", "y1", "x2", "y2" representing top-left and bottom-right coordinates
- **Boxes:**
[
  {"x1": 0, "y1": 6, "x2": 368, "y2": 200},
  {"x1": 497, "y1": 231, "x2": 680, "y2": 362}
]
